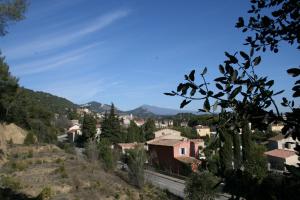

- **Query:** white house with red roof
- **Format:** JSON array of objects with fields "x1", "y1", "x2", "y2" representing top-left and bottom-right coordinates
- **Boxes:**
[{"x1": 264, "y1": 149, "x2": 298, "y2": 171}]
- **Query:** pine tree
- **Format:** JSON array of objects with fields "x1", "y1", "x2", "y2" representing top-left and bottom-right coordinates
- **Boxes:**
[
  {"x1": 127, "y1": 120, "x2": 143, "y2": 142},
  {"x1": 142, "y1": 118, "x2": 156, "y2": 141},
  {"x1": 77, "y1": 114, "x2": 96, "y2": 146},
  {"x1": 101, "y1": 104, "x2": 123, "y2": 143}
]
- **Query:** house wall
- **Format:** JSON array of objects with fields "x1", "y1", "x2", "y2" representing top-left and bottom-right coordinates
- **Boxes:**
[
  {"x1": 173, "y1": 141, "x2": 190, "y2": 157},
  {"x1": 154, "y1": 129, "x2": 181, "y2": 138},
  {"x1": 148, "y1": 145, "x2": 180, "y2": 173},
  {"x1": 269, "y1": 137, "x2": 298, "y2": 150},
  {"x1": 266, "y1": 155, "x2": 286, "y2": 170},
  {"x1": 285, "y1": 155, "x2": 299, "y2": 166},
  {"x1": 196, "y1": 128, "x2": 211, "y2": 137}
]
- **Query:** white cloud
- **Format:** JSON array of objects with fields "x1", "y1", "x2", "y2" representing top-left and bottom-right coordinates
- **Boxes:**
[
  {"x1": 4, "y1": 9, "x2": 130, "y2": 60},
  {"x1": 14, "y1": 42, "x2": 101, "y2": 75}
]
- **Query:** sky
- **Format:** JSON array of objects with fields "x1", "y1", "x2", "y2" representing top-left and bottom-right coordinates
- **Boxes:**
[{"x1": 1, "y1": 0, "x2": 299, "y2": 111}]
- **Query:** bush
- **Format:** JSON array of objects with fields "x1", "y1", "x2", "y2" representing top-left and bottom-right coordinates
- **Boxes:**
[
  {"x1": 185, "y1": 171, "x2": 219, "y2": 200},
  {"x1": 24, "y1": 131, "x2": 37, "y2": 145},
  {"x1": 37, "y1": 186, "x2": 51, "y2": 200},
  {"x1": 98, "y1": 139, "x2": 116, "y2": 171},
  {"x1": 0, "y1": 175, "x2": 22, "y2": 190},
  {"x1": 126, "y1": 145, "x2": 146, "y2": 188}
]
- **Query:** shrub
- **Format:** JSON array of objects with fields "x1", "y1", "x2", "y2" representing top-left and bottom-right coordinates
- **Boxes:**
[
  {"x1": 24, "y1": 131, "x2": 37, "y2": 145},
  {"x1": 0, "y1": 175, "x2": 22, "y2": 190},
  {"x1": 37, "y1": 186, "x2": 52, "y2": 200},
  {"x1": 126, "y1": 145, "x2": 146, "y2": 188},
  {"x1": 185, "y1": 171, "x2": 219, "y2": 200}
]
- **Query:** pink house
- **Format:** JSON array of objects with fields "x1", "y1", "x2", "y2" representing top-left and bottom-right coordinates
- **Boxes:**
[{"x1": 147, "y1": 138, "x2": 204, "y2": 175}]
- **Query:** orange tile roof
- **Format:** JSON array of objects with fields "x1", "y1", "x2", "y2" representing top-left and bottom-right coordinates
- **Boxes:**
[
  {"x1": 117, "y1": 142, "x2": 140, "y2": 149},
  {"x1": 264, "y1": 149, "x2": 296, "y2": 158},
  {"x1": 147, "y1": 139, "x2": 183, "y2": 147}
]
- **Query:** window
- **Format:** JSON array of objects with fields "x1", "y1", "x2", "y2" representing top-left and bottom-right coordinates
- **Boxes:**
[{"x1": 180, "y1": 148, "x2": 185, "y2": 155}]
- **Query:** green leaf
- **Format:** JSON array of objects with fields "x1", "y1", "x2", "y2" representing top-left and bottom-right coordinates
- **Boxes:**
[
  {"x1": 199, "y1": 88, "x2": 206, "y2": 95},
  {"x1": 202, "y1": 67, "x2": 207, "y2": 75},
  {"x1": 190, "y1": 88, "x2": 196, "y2": 96},
  {"x1": 253, "y1": 56, "x2": 261, "y2": 66},
  {"x1": 177, "y1": 83, "x2": 183, "y2": 92},
  {"x1": 240, "y1": 51, "x2": 249, "y2": 60},
  {"x1": 213, "y1": 92, "x2": 224, "y2": 98},
  {"x1": 216, "y1": 83, "x2": 223, "y2": 90},
  {"x1": 229, "y1": 86, "x2": 242, "y2": 99},
  {"x1": 219, "y1": 65, "x2": 225, "y2": 74},
  {"x1": 180, "y1": 99, "x2": 191, "y2": 108},
  {"x1": 164, "y1": 92, "x2": 176, "y2": 96},
  {"x1": 189, "y1": 70, "x2": 195, "y2": 81},
  {"x1": 287, "y1": 68, "x2": 300, "y2": 77},
  {"x1": 203, "y1": 98, "x2": 210, "y2": 112}
]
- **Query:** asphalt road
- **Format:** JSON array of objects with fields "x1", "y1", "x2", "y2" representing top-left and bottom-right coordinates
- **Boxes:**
[{"x1": 144, "y1": 169, "x2": 230, "y2": 200}]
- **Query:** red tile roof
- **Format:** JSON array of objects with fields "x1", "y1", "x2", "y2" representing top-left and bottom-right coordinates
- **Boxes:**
[
  {"x1": 264, "y1": 149, "x2": 296, "y2": 158},
  {"x1": 175, "y1": 156, "x2": 201, "y2": 164},
  {"x1": 147, "y1": 139, "x2": 184, "y2": 147}
]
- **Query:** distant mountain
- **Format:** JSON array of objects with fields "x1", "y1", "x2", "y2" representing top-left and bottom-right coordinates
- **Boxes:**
[
  {"x1": 83, "y1": 101, "x2": 124, "y2": 114},
  {"x1": 125, "y1": 104, "x2": 196, "y2": 117}
]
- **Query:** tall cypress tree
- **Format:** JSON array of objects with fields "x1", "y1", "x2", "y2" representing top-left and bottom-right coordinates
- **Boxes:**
[
  {"x1": 232, "y1": 131, "x2": 241, "y2": 169},
  {"x1": 77, "y1": 114, "x2": 96, "y2": 146},
  {"x1": 219, "y1": 129, "x2": 233, "y2": 174},
  {"x1": 101, "y1": 104, "x2": 123, "y2": 143},
  {"x1": 241, "y1": 121, "x2": 252, "y2": 162}
]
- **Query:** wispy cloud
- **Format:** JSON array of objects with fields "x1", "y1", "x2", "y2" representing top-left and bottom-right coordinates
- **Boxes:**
[
  {"x1": 40, "y1": 76, "x2": 122, "y2": 103},
  {"x1": 5, "y1": 9, "x2": 130, "y2": 60},
  {"x1": 14, "y1": 42, "x2": 101, "y2": 75}
]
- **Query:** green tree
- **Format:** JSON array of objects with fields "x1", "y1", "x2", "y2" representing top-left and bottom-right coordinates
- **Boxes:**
[
  {"x1": 142, "y1": 118, "x2": 156, "y2": 141},
  {"x1": 185, "y1": 172, "x2": 219, "y2": 200},
  {"x1": 244, "y1": 143, "x2": 268, "y2": 181},
  {"x1": 0, "y1": 54, "x2": 18, "y2": 121},
  {"x1": 101, "y1": 104, "x2": 123, "y2": 143},
  {"x1": 241, "y1": 121, "x2": 252, "y2": 162},
  {"x1": 232, "y1": 131, "x2": 241, "y2": 169},
  {"x1": 127, "y1": 120, "x2": 142, "y2": 142},
  {"x1": 98, "y1": 138, "x2": 116, "y2": 171},
  {"x1": 126, "y1": 145, "x2": 146, "y2": 188},
  {"x1": 77, "y1": 114, "x2": 96, "y2": 146},
  {"x1": 219, "y1": 129, "x2": 233, "y2": 174},
  {"x1": 0, "y1": 0, "x2": 27, "y2": 36}
]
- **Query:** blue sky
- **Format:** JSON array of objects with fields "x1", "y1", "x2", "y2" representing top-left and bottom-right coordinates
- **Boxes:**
[{"x1": 1, "y1": 0, "x2": 299, "y2": 111}]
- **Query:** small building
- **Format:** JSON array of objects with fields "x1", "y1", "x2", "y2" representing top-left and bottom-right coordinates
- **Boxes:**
[
  {"x1": 115, "y1": 142, "x2": 140, "y2": 154},
  {"x1": 153, "y1": 128, "x2": 182, "y2": 139},
  {"x1": 194, "y1": 125, "x2": 211, "y2": 137},
  {"x1": 264, "y1": 149, "x2": 298, "y2": 171},
  {"x1": 134, "y1": 119, "x2": 145, "y2": 127},
  {"x1": 67, "y1": 124, "x2": 82, "y2": 142},
  {"x1": 271, "y1": 124, "x2": 284, "y2": 133},
  {"x1": 147, "y1": 138, "x2": 204, "y2": 175},
  {"x1": 268, "y1": 134, "x2": 298, "y2": 150}
]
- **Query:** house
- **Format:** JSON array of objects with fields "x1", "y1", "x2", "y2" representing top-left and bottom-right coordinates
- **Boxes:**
[
  {"x1": 115, "y1": 142, "x2": 141, "y2": 154},
  {"x1": 67, "y1": 124, "x2": 82, "y2": 142},
  {"x1": 95, "y1": 124, "x2": 101, "y2": 141},
  {"x1": 119, "y1": 114, "x2": 133, "y2": 127},
  {"x1": 194, "y1": 125, "x2": 211, "y2": 137},
  {"x1": 155, "y1": 120, "x2": 174, "y2": 128},
  {"x1": 180, "y1": 121, "x2": 188, "y2": 127},
  {"x1": 268, "y1": 134, "x2": 298, "y2": 150},
  {"x1": 264, "y1": 149, "x2": 298, "y2": 171},
  {"x1": 147, "y1": 138, "x2": 205, "y2": 175},
  {"x1": 154, "y1": 128, "x2": 181, "y2": 138},
  {"x1": 134, "y1": 119, "x2": 145, "y2": 127},
  {"x1": 271, "y1": 124, "x2": 284, "y2": 133}
]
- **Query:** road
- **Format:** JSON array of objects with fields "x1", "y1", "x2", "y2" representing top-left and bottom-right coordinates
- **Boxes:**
[{"x1": 144, "y1": 169, "x2": 230, "y2": 200}]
